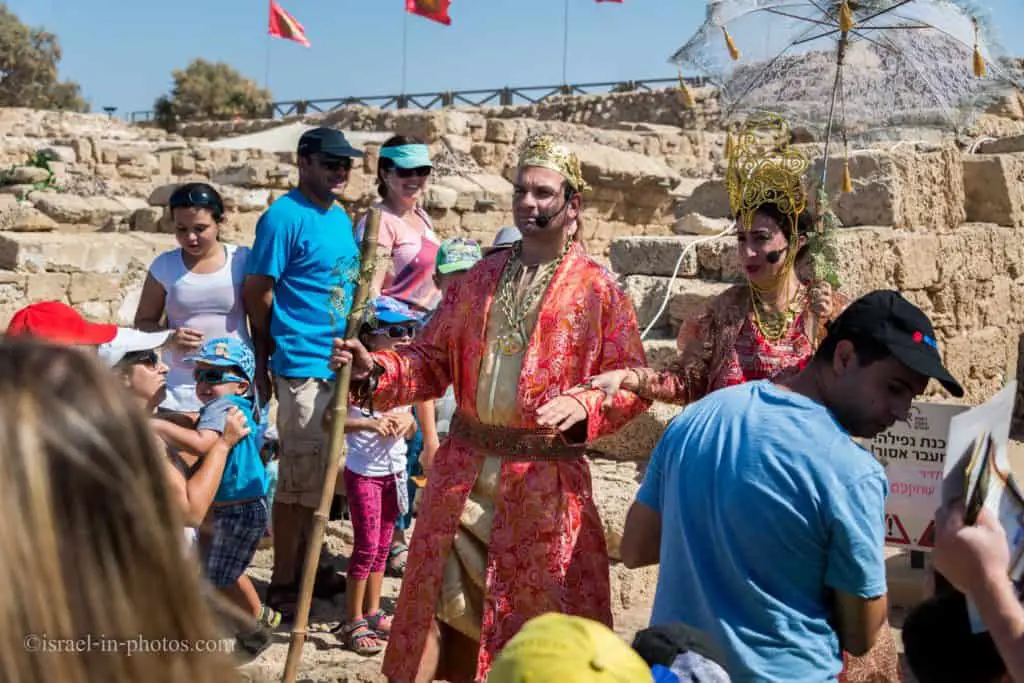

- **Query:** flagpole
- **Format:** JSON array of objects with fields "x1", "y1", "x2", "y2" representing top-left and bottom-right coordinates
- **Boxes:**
[
  {"x1": 264, "y1": 34, "x2": 272, "y2": 91},
  {"x1": 402, "y1": 8, "x2": 409, "y2": 94},
  {"x1": 561, "y1": 0, "x2": 570, "y2": 84}
]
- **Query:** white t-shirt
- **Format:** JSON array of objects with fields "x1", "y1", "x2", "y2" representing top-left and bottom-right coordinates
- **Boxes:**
[
  {"x1": 148, "y1": 244, "x2": 251, "y2": 412},
  {"x1": 345, "y1": 404, "x2": 410, "y2": 477}
]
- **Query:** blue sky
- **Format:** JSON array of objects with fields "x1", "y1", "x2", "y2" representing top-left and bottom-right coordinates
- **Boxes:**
[{"x1": 6, "y1": 0, "x2": 1023, "y2": 117}]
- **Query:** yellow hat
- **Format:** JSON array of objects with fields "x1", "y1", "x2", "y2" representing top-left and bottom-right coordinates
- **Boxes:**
[
  {"x1": 489, "y1": 613, "x2": 654, "y2": 683},
  {"x1": 517, "y1": 135, "x2": 591, "y2": 193}
]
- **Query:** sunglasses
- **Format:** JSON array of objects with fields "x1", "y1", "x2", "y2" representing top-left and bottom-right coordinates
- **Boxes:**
[
  {"x1": 168, "y1": 186, "x2": 224, "y2": 214},
  {"x1": 368, "y1": 324, "x2": 418, "y2": 339},
  {"x1": 394, "y1": 166, "x2": 432, "y2": 179},
  {"x1": 121, "y1": 350, "x2": 159, "y2": 367},
  {"x1": 193, "y1": 367, "x2": 248, "y2": 385},
  {"x1": 318, "y1": 156, "x2": 354, "y2": 172}
]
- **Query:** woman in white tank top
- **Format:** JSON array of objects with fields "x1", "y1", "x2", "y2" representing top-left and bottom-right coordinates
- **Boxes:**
[{"x1": 134, "y1": 183, "x2": 253, "y2": 415}]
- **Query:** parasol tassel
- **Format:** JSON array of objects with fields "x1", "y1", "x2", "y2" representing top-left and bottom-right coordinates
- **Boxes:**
[
  {"x1": 722, "y1": 26, "x2": 741, "y2": 61},
  {"x1": 677, "y1": 69, "x2": 696, "y2": 108},
  {"x1": 839, "y1": 0, "x2": 855, "y2": 34},
  {"x1": 842, "y1": 158, "x2": 853, "y2": 193},
  {"x1": 972, "y1": 18, "x2": 986, "y2": 78}
]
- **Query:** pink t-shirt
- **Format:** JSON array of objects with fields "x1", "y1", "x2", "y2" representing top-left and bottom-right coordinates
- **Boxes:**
[{"x1": 358, "y1": 205, "x2": 441, "y2": 314}]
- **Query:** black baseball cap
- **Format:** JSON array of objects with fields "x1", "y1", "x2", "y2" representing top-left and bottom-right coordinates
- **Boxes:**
[
  {"x1": 297, "y1": 126, "x2": 363, "y2": 158},
  {"x1": 632, "y1": 623, "x2": 730, "y2": 679},
  {"x1": 825, "y1": 289, "x2": 964, "y2": 397}
]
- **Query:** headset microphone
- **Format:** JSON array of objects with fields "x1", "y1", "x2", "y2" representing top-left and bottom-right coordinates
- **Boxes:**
[
  {"x1": 765, "y1": 248, "x2": 787, "y2": 265},
  {"x1": 531, "y1": 187, "x2": 576, "y2": 229}
]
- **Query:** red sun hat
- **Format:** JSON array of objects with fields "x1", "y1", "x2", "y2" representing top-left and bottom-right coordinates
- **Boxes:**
[{"x1": 6, "y1": 301, "x2": 118, "y2": 346}]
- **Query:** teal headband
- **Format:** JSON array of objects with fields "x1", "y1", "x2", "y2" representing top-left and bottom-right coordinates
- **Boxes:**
[{"x1": 380, "y1": 144, "x2": 433, "y2": 169}]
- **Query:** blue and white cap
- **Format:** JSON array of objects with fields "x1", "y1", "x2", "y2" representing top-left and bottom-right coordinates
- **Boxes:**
[{"x1": 185, "y1": 337, "x2": 256, "y2": 384}]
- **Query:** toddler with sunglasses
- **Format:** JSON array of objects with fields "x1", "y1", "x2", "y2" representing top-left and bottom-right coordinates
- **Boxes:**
[
  {"x1": 331, "y1": 297, "x2": 420, "y2": 656},
  {"x1": 151, "y1": 337, "x2": 277, "y2": 637}
]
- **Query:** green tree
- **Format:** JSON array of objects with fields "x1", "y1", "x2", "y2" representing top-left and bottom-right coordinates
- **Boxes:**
[
  {"x1": 0, "y1": 4, "x2": 88, "y2": 111},
  {"x1": 154, "y1": 59, "x2": 272, "y2": 131}
]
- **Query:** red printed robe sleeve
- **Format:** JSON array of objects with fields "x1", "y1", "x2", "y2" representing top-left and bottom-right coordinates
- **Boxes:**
[
  {"x1": 569, "y1": 283, "x2": 652, "y2": 442},
  {"x1": 632, "y1": 307, "x2": 715, "y2": 405}
]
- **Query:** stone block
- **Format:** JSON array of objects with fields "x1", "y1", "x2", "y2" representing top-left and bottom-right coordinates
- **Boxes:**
[
  {"x1": 668, "y1": 280, "x2": 733, "y2": 329},
  {"x1": 4, "y1": 166, "x2": 49, "y2": 185},
  {"x1": 77, "y1": 301, "x2": 112, "y2": 322},
  {"x1": 442, "y1": 110, "x2": 472, "y2": 137},
  {"x1": 131, "y1": 207, "x2": 166, "y2": 233},
  {"x1": 392, "y1": 112, "x2": 445, "y2": 143},
  {"x1": 72, "y1": 138, "x2": 94, "y2": 164},
  {"x1": 45, "y1": 145, "x2": 76, "y2": 164},
  {"x1": 941, "y1": 326, "x2": 1015, "y2": 404},
  {"x1": 485, "y1": 119, "x2": 518, "y2": 144},
  {"x1": 172, "y1": 151, "x2": 196, "y2": 174},
  {"x1": 590, "y1": 402, "x2": 682, "y2": 464},
  {"x1": 643, "y1": 336, "x2": 679, "y2": 371},
  {"x1": 608, "y1": 236, "x2": 700, "y2": 277},
  {"x1": 460, "y1": 211, "x2": 508, "y2": 236},
  {"x1": 2, "y1": 207, "x2": 57, "y2": 232},
  {"x1": 590, "y1": 459, "x2": 645, "y2": 561},
  {"x1": 0, "y1": 195, "x2": 16, "y2": 212},
  {"x1": 69, "y1": 273, "x2": 120, "y2": 304},
  {"x1": 26, "y1": 272, "x2": 70, "y2": 302},
  {"x1": 695, "y1": 238, "x2": 741, "y2": 281},
  {"x1": 464, "y1": 173, "x2": 513, "y2": 207},
  {"x1": 962, "y1": 154, "x2": 1024, "y2": 227},
  {"x1": 423, "y1": 185, "x2": 458, "y2": 211},
  {"x1": 211, "y1": 160, "x2": 296, "y2": 189},
  {"x1": 470, "y1": 143, "x2": 498, "y2": 168},
  {"x1": 0, "y1": 232, "x2": 176, "y2": 274},
  {"x1": 674, "y1": 212, "x2": 732, "y2": 236},
  {"x1": 977, "y1": 134, "x2": 1024, "y2": 154},
  {"x1": 622, "y1": 275, "x2": 725, "y2": 333},
  {"x1": 811, "y1": 145, "x2": 966, "y2": 231},
  {"x1": 675, "y1": 179, "x2": 730, "y2": 219},
  {"x1": 441, "y1": 134, "x2": 472, "y2": 157},
  {"x1": 220, "y1": 187, "x2": 271, "y2": 213},
  {"x1": 117, "y1": 164, "x2": 154, "y2": 180},
  {"x1": 434, "y1": 176, "x2": 483, "y2": 212},
  {"x1": 33, "y1": 194, "x2": 96, "y2": 224},
  {"x1": 570, "y1": 142, "x2": 677, "y2": 194}
]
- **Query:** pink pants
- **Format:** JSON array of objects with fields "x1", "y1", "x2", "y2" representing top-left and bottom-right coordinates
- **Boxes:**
[{"x1": 344, "y1": 468, "x2": 400, "y2": 580}]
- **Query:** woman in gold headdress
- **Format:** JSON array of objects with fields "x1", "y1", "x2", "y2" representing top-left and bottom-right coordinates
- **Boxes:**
[{"x1": 551, "y1": 114, "x2": 899, "y2": 681}]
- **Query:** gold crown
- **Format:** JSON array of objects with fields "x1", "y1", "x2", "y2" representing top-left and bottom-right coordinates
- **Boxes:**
[
  {"x1": 725, "y1": 113, "x2": 809, "y2": 231},
  {"x1": 517, "y1": 134, "x2": 590, "y2": 192}
]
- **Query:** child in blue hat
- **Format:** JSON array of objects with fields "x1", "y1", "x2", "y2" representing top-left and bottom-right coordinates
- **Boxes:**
[
  {"x1": 150, "y1": 336, "x2": 278, "y2": 642},
  {"x1": 330, "y1": 296, "x2": 419, "y2": 655}
]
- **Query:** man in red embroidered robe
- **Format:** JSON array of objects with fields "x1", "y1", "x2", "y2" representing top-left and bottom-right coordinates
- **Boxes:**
[{"x1": 331, "y1": 134, "x2": 650, "y2": 682}]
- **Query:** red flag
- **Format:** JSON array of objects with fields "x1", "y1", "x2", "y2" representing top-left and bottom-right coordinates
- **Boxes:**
[
  {"x1": 406, "y1": 0, "x2": 452, "y2": 26},
  {"x1": 268, "y1": 0, "x2": 311, "y2": 47}
]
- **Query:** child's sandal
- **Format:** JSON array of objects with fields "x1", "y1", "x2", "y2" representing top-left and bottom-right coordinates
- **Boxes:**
[
  {"x1": 365, "y1": 609, "x2": 392, "y2": 639},
  {"x1": 258, "y1": 604, "x2": 282, "y2": 629},
  {"x1": 333, "y1": 619, "x2": 384, "y2": 657}
]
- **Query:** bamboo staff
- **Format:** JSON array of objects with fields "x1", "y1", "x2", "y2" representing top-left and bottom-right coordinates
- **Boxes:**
[{"x1": 281, "y1": 207, "x2": 382, "y2": 683}]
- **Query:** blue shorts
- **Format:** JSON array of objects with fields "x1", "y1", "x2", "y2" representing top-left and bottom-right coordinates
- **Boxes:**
[{"x1": 204, "y1": 498, "x2": 268, "y2": 587}]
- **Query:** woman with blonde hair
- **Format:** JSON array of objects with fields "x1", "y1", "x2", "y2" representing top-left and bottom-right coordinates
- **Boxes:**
[{"x1": 0, "y1": 340, "x2": 240, "y2": 683}]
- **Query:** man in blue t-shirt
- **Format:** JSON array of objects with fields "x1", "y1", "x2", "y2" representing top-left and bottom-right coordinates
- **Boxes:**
[
  {"x1": 621, "y1": 290, "x2": 964, "y2": 681},
  {"x1": 243, "y1": 126, "x2": 362, "y2": 617}
]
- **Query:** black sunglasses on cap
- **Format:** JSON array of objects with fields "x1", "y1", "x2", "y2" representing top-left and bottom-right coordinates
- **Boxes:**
[
  {"x1": 168, "y1": 185, "x2": 224, "y2": 214},
  {"x1": 394, "y1": 166, "x2": 432, "y2": 179}
]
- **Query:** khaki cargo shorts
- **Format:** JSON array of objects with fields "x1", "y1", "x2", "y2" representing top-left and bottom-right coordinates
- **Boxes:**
[{"x1": 274, "y1": 376, "x2": 338, "y2": 509}]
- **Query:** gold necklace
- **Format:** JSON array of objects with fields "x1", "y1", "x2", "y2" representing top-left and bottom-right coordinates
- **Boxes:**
[
  {"x1": 750, "y1": 283, "x2": 805, "y2": 342},
  {"x1": 493, "y1": 241, "x2": 569, "y2": 355}
]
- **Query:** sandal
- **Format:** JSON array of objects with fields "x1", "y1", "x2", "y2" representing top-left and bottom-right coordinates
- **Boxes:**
[
  {"x1": 365, "y1": 609, "x2": 392, "y2": 639},
  {"x1": 387, "y1": 543, "x2": 408, "y2": 578},
  {"x1": 333, "y1": 618, "x2": 385, "y2": 656},
  {"x1": 258, "y1": 604, "x2": 282, "y2": 629},
  {"x1": 264, "y1": 584, "x2": 297, "y2": 624}
]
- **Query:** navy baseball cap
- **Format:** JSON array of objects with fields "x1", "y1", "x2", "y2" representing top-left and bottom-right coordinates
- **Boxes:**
[
  {"x1": 297, "y1": 127, "x2": 363, "y2": 158},
  {"x1": 825, "y1": 290, "x2": 963, "y2": 397}
]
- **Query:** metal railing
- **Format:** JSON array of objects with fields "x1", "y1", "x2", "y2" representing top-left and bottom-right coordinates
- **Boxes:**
[{"x1": 128, "y1": 75, "x2": 706, "y2": 123}]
